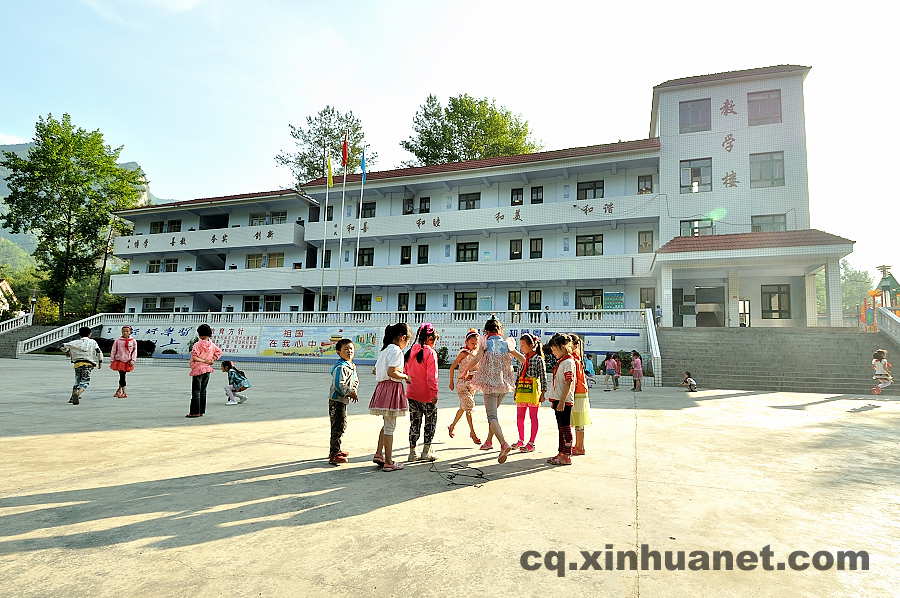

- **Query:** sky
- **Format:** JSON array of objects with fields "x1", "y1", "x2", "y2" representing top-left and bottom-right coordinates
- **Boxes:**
[{"x1": 0, "y1": 0, "x2": 897, "y2": 280}]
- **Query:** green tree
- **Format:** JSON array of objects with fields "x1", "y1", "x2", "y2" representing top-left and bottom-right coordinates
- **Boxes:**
[
  {"x1": 33, "y1": 296, "x2": 59, "y2": 325},
  {"x1": 401, "y1": 93, "x2": 541, "y2": 166},
  {"x1": 815, "y1": 260, "x2": 873, "y2": 316},
  {"x1": 0, "y1": 114, "x2": 145, "y2": 319},
  {"x1": 275, "y1": 105, "x2": 377, "y2": 187}
]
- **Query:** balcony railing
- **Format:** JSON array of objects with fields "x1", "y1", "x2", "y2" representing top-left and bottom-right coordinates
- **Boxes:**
[{"x1": 114, "y1": 222, "x2": 304, "y2": 256}]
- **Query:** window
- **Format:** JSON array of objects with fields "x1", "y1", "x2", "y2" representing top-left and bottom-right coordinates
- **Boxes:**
[
  {"x1": 266, "y1": 253, "x2": 284, "y2": 268},
  {"x1": 308, "y1": 206, "x2": 321, "y2": 222},
  {"x1": 325, "y1": 205, "x2": 334, "y2": 221},
  {"x1": 679, "y1": 98, "x2": 711, "y2": 133},
  {"x1": 528, "y1": 290, "x2": 542, "y2": 311},
  {"x1": 400, "y1": 245, "x2": 411, "y2": 265},
  {"x1": 530, "y1": 238, "x2": 543, "y2": 259},
  {"x1": 509, "y1": 239, "x2": 522, "y2": 260},
  {"x1": 353, "y1": 293, "x2": 372, "y2": 312},
  {"x1": 748, "y1": 90, "x2": 782, "y2": 126},
  {"x1": 159, "y1": 297, "x2": 176, "y2": 311},
  {"x1": 403, "y1": 198, "x2": 415, "y2": 215},
  {"x1": 417, "y1": 244, "x2": 429, "y2": 264},
  {"x1": 576, "y1": 234, "x2": 603, "y2": 256},
  {"x1": 263, "y1": 294, "x2": 282, "y2": 312},
  {"x1": 576, "y1": 289, "x2": 603, "y2": 310},
  {"x1": 270, "y1": 211, "x2": 287, "y2": 225},
  {"x1": 680, "y1": 219, "x2": 714, "y2": 237},
  {"x1": 142, "y1": 298, "x2": 156, "y2": 312},
  {"x1": 356, "y1": 248, "x2": 374, "y2": 266},
  {"x1": 458, "y1": 192, "x2": 480, "y2": 210},
  {"x1": 456, "y1": 242, "x2": 479, "y2": 262},
  {"x1": 530, "y1": 186, "x2": 543, "y2": 204},
  {"x1": 243, "y1": 295, "x2": 260, "y2": 312},
  {"x1": 638, "y1": 230, "x2": 654, "y2": 253},
  {"x1": 249, "y1": 213, "x2": 266, "y2": 226},
  {"x1": 359, "y1": 202, "x2": 376, "y2": 218},
  {"x1": 147, "y1": 259, "x2": 161, "y2": 273},
  {"x1": 164, "y1": 258, "x2": 178, "y2": 272},
  {"x1": 419, "y1": 197, "x2": 430, "y2": 214},
  {"x1": 149, "y1": 221, "x2": 165, "y2": 234},
  {"x1": 246, "y1": 254, "x2": 263, "y2": 269},
  {"x1": 750, "y1": 151, "x2": 785, "y2": 188},
  {"x1": 508, "y1": 290, "x2": 521, "y2": 311},
  {"x1": 751, "y1": 214, "x2": 787, "y2": 233},
  {"x1": 455, "y1": 292, "x2": 477, "y2": 311},
  {"x1": 576, "y1": 180, "x2": 603, "y2": 200},
  {"x1": 638, "y1": 175, "x2": 653, "y2": 195},
  {"x1": 415, "y1": 292, "x2": 427, "y2": 311},
  {"x1": 511, "y1": 188, "x2": 524, "y2": 206},
  {"x1": 761, "y1": 284, "x2": 791, "y2": 319},
  {"x1": 680, "y1": 158, "x2": 712, "y2": 193},
  {"x1": 397, "y1": 292, "x2": 409, "y2": 312},
  {"x1": 323, "y1": 249, "x2": 331, "y2": 268},
  {"x1": 640, "y1": 288, "x2": 656, "y2": 309},
  {"x1": 166, "y1": 220, "x2": 182, "y2": 233}
]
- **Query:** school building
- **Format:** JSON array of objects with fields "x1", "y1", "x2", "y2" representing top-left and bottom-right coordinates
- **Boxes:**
[{"x1": 109, "y1": 64, "x2": 852, "y2": 330}]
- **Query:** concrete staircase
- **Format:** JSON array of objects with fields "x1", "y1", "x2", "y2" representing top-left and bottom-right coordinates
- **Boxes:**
[
  {"x1": 0, "y1": 325, "x2": 60, "y2": 358},
  {"x1": 658, "y1": 327, "x2": 899, "y2": 395}
]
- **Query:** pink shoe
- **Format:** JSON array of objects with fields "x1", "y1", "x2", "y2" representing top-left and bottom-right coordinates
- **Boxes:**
[
  {"x1": 511, "y1": 440, "x2": 524, "y2": 449},
  {"x1": 479, "y1": 442, "x2": 493, "y2": 450},
  {"x1": 520, "y1": 442, "x2": 535, "y2": 453}
]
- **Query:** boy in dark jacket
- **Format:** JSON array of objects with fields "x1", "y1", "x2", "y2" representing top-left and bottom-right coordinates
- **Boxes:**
[{"x1": 328, "y1": 339, "x2": 359, "y2": 465}]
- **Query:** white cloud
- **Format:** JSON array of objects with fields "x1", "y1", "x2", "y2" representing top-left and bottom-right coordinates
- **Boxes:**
[{"x1": 0, "y1": 133, "x2": 27, "y2": 145}]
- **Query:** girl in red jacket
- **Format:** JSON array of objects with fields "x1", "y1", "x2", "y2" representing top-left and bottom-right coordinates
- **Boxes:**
[
  {"x1": 405, "y1": 322, "x2": 440, "y2": 462},
  {"x1": 110, "y1": 325, "x2": 138, "y2": 398}
]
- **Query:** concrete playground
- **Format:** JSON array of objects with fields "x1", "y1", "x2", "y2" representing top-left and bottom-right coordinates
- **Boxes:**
[{"x1": 0, "y1": 356, "x2": 897, "y2": 597}]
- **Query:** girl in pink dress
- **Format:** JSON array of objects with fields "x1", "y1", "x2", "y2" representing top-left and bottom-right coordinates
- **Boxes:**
[
  {"x1": 404, "y1": 323, "x2": 440, "y2": 462},
  {"x1": 186, "y1": 324, "x2": 223, "y2": 418},
  {"x1": 447, "y1": 329, "x2": 481, "y2": 445},
  {"x1": 109, "y1": 325, "x2": 137, "y2": 398},
  {"x1": 369, "y1": 322, "x2": 412, "y2": 472},
  {"x1": 631, "y1": 350, "x2": 643, "y2": 392}
]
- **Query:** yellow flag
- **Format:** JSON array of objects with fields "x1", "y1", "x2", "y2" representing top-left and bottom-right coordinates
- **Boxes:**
[{"x1": 326, "y1": 156, "x2": 334, "y2": 188}]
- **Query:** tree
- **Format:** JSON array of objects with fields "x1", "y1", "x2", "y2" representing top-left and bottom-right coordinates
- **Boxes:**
[
  {"x1": 401, "y1": 93, "x2": 541, "y2": 166},
  {"x1": 815, "y1": 260, "x2": 873, "y2": 316},
  {"x1": 0, "y1": 114, "x2": 145, "y2": 319},
  {"x1": 275, "y1": 106, "x2": 377, "y2": 187},
  {"x1": 0, "y1": 237, "x2": 34, "y2": 271}
]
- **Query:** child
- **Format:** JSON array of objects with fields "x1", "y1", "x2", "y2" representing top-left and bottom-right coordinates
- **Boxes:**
[
  {"x1": 681, "y1": 371, "x2": 698, "y2": 392},
  {"x1": 405, "y1": 323, "x2": 440, "y2": 462},
  {"x1": 328, "y1": 339, "x2": 359, "y2": 465},
  {"x1": 602, "y1": 353, "x2": 617, "y2": 392},
  {"x1": 612, "y1": 353, "x2": 621, "y2": 390},
  {"x1": 109, "y1": 325, "x2": 137, "y2": 398},
  {"x1": 631, "y1": 350, "x2": 644, "y2": 392},
  {"x1": 186, "y1": 324, "x2": 222, "y2": 418},
  {"x1": 513, "y1": 333, "x2": 547, "y2": 453},
  {"x1": 545, "y1": 333, "x2": 575, "y2": 466},
  {"x1": 62, "y1": 327, "x2": 103, "y2": 406},
  {"x1": 469, "y1": 316, "x2": 523, "y2": 464},
  {"x1": 222, "y1": 360, "x2": 252, "y2": 405},
  {"x1": 369, "y1": 323, "x2": 412, "y2": 472},
  {"x1": 448, "y1": 329, "x2": 482, "y2": 445},
  {"x1": 871, "y1": 349, "x2": 893, "y2": 395},
  {"x1": 570, "y1": 334, "x2": 592, "y2": 456}
]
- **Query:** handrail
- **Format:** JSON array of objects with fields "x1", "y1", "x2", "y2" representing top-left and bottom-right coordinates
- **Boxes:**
[
  {"x1": 16, "y1": 314, "x2": 104, "y2": 356},
  {"x1": 644, "y1": 307, "x2": 663, "y2": 386},
  {"x1": 0, "y1": 313, "x2": 33, "y2": 336},
  {"x1": 875, "y1": 307, "x2": 900, "y2": 349}
]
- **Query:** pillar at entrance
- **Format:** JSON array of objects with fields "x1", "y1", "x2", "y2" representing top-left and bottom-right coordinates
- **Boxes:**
[
  {"x1": 727, "y1": 271, "x2": 739, "y2": 327},
  {"x1": 825, "y1": 258, "x2": 843, "y2": 327},
  {"x1": 804, "y1": 271, "x2": 818, "y2": 327},
  {"x1": 659, "y1": 265, "x2": 673, "y2": 327}
]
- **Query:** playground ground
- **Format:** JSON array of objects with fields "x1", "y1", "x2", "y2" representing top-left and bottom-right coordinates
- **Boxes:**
[{"x1": 0, "y1": 356, "x2": 897, "y2": 597}]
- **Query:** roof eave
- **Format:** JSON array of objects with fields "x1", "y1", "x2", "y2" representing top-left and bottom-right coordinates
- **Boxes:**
[{"x1": 115, "y1": 191, "x2": 312, "y2": 217}]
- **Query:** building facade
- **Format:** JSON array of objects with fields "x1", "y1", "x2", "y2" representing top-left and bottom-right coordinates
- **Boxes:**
[{"x1": 110, "y1": 64, "x2": 852, "y2": 329}]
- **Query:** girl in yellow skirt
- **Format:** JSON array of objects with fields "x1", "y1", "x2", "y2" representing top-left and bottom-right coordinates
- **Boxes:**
[{"x1": 570, "y1": 334, "x2": 592, "y2": 456}]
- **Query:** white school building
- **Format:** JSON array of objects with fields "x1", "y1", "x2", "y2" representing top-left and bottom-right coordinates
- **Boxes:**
[{"x1": 104, "y1": 64, "x2": 853, "y2": 364}]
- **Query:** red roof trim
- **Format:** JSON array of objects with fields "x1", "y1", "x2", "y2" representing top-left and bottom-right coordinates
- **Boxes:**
[
  {"x1": 303, "y1": 138, "x2": 660, "y2": 187},
  {"x1": 653, "y1": 64, "x2": 810, "y2": 89},
  {"x1": 657, "y1": 230, "x2": 854, "y2": 254}
]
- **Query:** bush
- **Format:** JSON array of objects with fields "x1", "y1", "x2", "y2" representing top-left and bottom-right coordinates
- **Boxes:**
[
  {"x1": 136, "y1": 340, "x2": 156, "y2": 357},
  {"x1": 161, "y1": 349, "x2": 178, "y2": 355},
  {"x1": 437, "y1": 346, "x2": 450, "y2": 369}
]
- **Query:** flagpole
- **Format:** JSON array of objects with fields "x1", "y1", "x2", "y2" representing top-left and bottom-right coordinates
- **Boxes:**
[
  {"x1": 318, "y1": 142, "x2": 329, "y2": 313},
  {"x1": 351, "y1": 156, "x2": 366, "y2": 308},
  {"x1": 334, "y1": 129, "x2": 350, "y2": 311}
]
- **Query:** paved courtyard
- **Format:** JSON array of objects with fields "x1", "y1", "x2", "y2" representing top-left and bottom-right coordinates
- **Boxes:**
[{"x1": 1, "y1": 356, "x2": 897, "y2": 597}]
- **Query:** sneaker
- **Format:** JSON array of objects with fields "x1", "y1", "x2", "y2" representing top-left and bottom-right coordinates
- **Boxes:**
[
  {"x1": 407, "y1": 450, "x2": 418, "y2": 462},
  {"x1": 237, "y1": 394, "x2": 248, "y2": 403},
  {"x1": 225, "y1": 400, "x2": 239, "y2": 405},
  {"x1": 328, "y1": 455, "x2": 348, "y2": 465}
]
